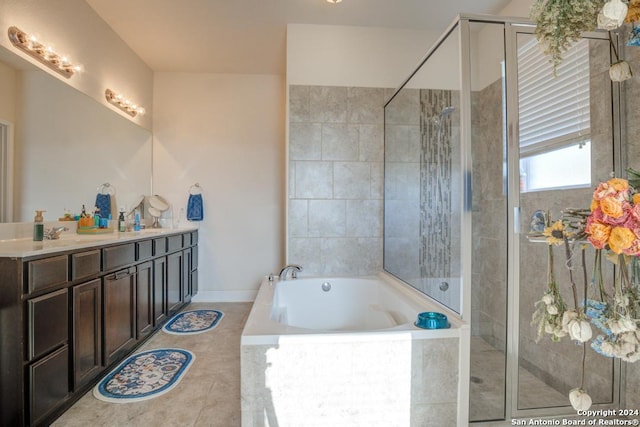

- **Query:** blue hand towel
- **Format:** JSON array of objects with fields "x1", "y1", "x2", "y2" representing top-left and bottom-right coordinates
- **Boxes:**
[
  {"x1": 187, "y1": 194, "x2": 203, "y2": 221},
  {"x1": 95, "y1": 194, "x2": 111, "y2": 218}
]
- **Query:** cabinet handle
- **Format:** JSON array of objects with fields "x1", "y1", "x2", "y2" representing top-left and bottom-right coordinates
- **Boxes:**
[{"x1": 105, "y1": 269, "x2": 134, "y2": 281}]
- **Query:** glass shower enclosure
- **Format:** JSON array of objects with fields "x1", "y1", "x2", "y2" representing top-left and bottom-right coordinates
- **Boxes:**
[{"x1": 383, "y1": 15, "x2": 624, "y2": 422}]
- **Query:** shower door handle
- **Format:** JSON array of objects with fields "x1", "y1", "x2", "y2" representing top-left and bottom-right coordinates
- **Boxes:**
[{"x1": 514, "y1": 206, "x2": 520, "y2": 234}]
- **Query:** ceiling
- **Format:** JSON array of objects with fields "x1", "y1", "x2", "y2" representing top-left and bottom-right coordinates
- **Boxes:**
[{"x1": 86, "y1": 0, "x2": 514, "y2": 75}]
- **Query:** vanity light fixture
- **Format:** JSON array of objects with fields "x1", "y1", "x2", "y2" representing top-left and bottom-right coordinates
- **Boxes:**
[
  {"x1": 326, "y1": 0, "x2": 343, "y2": 3},
  {"x1": 7, "y1": 26, "x2": 80, "y2": 78},
  {"x1": 105, "y1": 89, "x2": 146, "y2": 117}
]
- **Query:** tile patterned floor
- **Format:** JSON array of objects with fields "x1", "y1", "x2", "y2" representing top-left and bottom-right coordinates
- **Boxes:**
[
  {"x1": 53, "y1": 302, "x2": 252, "y2": 427},
  {"x1": 470, "y1": 336, "x2": 568, "y2": 422},
  {"x1": 54, "y1": 307, "x2": 570, "y2": 426}
]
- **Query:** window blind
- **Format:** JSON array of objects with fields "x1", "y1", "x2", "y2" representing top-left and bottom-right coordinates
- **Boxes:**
[{"x1": 518, "y1": 38, "x2": 590, "y2": 157}]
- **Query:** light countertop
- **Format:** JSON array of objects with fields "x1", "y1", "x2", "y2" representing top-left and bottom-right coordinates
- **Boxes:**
[{"x1": 0, "y1": 226, "x2": 198, "y2": 258}]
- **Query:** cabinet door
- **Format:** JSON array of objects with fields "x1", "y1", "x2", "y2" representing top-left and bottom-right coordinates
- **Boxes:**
[
  {"x1": 29, "y1": 345, "x2": 70, "y2": 425},
  {"x1": 153, "y1": 257, "x2": 167, "y2": 325},
  {"x1": 103, "y1": 269, "x2": 136, "y2": 366},
  {"x1": 72, "y1": 279, "x2": 103, "y2": 389},
  {"x1": 182, "y1": 249, "x2": 192, "y2": 304},
  {"x1": 167, "y1": 251, "x2": 183, "y2": 314},
  {"x1": 136, "y1": 261, "x2": 153, "y2": 339}
]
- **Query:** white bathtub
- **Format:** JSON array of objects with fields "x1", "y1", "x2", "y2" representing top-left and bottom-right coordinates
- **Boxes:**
[
  {"x1": 242, "y1": 273, "x2": 464, "y2": 344},
  {"x1": 271, "y1": 276, "x2": 451, "y2": 331},
  {"x1": 241, "y1": 273, "x2": 470, "y2": 427}
]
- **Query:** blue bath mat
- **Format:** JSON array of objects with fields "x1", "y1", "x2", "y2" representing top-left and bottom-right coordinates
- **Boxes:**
[
  {"x1": 163, "y1": 309, "x2": 224, "y2": 335},
  {"x1": 93, "y1": 348, "x2": 194, "y2": 403}
]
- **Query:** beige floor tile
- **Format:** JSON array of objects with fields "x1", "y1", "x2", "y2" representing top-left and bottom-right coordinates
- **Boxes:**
[{"x1": 53, "y1": 303, "x2": 252, "y2": 427}]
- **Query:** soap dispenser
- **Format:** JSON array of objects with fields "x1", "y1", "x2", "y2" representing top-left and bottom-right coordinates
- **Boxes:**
[{"x1": 33, "y1": 210, "x2": 45, "y2": 241}]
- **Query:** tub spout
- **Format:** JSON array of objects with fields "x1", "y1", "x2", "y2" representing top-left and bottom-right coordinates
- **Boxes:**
[{"x1": 279, "y1": 264, "x2": 303, "y2": 280}]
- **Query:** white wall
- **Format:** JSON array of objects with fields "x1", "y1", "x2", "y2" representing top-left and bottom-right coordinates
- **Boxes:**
[
  {"x1": 0, "y1": 0, "x2": 153, "y2": 129},
  {"x1": 287, "y1": 23, "x2": 441, "y2": 89},
  {"x1": 153, "y1": 73, "x2": 285, "y2": 301}
]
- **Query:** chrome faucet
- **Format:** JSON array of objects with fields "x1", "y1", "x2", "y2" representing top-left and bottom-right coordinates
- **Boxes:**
[
  {"x1": 44, "y1": 226, "x2": 69, "y2": 240},
  {"x1": 279, "y1": 264, "x2": 303, "y2": 280}
]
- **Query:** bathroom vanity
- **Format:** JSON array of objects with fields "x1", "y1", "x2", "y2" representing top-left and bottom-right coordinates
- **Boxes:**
[{"x1": 0, "y1": 228, "x2": 198, "y2": 426}]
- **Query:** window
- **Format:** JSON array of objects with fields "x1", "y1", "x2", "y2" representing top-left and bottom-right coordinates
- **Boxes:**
[{"x1": 518, "y1": 37, "x2": 591, "y2": 192}]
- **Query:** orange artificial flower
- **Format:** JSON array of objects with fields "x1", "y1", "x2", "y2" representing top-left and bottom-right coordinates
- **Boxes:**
[
  {"x1": 600, "y1": 196, "x2": 625, "y2": 218},
  {"x1": 608, "y1": 226, "x2": 636, "y2": 254},
  {"x1": 587, "y1": 222, "x2": 611, "y2": 249},
  {"x1": 590, "y1": 198, "x2": 599, "y2": 212},
  {"x1": 607, "y1": 178, "x2": 629, "y2": 192},
  {"x1": 633, "y1": 193, "x2": 640, "y2": 205}
]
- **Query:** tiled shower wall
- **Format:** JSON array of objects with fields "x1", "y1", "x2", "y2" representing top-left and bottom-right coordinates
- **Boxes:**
[{"x1": 288, "y1": 86, "x2": 385, "y2": 275}]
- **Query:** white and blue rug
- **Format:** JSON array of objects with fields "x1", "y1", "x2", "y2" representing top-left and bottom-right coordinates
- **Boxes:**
[
  {"x1": 162, "y1": 309, "x2": 224, "y2": 335},
  {"x1": 93, "y1": 348, "x2": 194, "y2": 403}
]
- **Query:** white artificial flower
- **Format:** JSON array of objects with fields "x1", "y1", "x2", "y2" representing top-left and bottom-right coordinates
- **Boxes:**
[
  {"x1": 621, "y1": 331, "x2": 640, "y2": 345},
  {"x1": 625, "y1": 351, "x2": 640, "y2": 363},
  {"x1": 610, "y1": 61, "x2": 633, "y2": 82},
  {"x1": 569, "y1": 388, "x2": 593, "y2": 412},
  {"x1": 562, "y1": 310, "x2": 579, "y2": 332},
  {"x1": 618, "y1": 342, "x2": 636, "y2": 358},
  {"x1": 619, "y1": 316, "x2": 637, "y2": 332},
  {"x1": 542, "y1": 294, "x2": 554, "y2": 305},
  {"x1": 569, "y1": 319, "x2": 593, "y2": 342},
  {"x1": 547, "y1": 305, "x2": 559, "y2": 315},
  {"x1": 608, "y1": 319, "x2": 624, "y2": 334},
  {"x1": 545, "y1": 322, "x2": 555, "y2": 334},
  {"x1": 614, "y1": 292, "x2": 630, "y2": 307},
  {"x1": 598, "y1": 12, "x2": 622, "y2": 30},
  {"x1": 602, "y1": 0, "x2": 628, "y2": 22},
  {"x1": 554, "y1": 327, "x2": 567, "y2": 339},
  {"x1": 601, "y1": 341, "x2": 616, "y2": 357}
]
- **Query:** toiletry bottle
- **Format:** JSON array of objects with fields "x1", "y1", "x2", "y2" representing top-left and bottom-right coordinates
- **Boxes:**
[
  {"x1": 134, "y1": 210, "x2": 141, "y2": 231},
  {"x1": 81, "y1": 204, "x2": 87, "y2": 218},
  {"x1": 94, "y1": 206, "x2": 101, "y2": 227},
  {"x1": 33, "y1": 210, "x2": 45, "y2": 241},
  {"x1": 118, "y1": 208, "x2": 126, "y2": 232}
]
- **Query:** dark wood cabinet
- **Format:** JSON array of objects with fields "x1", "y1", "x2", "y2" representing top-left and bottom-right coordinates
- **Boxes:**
[
  {"x1": 103, "y1": 268, "x2": 137, "y2": 366},
  {"x1": 27, "y1": 288, "x2": 68, "y2": 360},
  {"x1": 72, "y1": 279, "x2": 103, "y2": 389},
  {"x1": 136, "y1": 261, "x2": 154, "y2": 339},
  {"x1": 153, "y1": 256, "x2": 168, "y2": 325},
  {"x1": 28, "y1": 345, "x2": 70, "y2": 425},
  {"x1": 167, "y1": 251, "x2": 184, "y2": 314},
  {"x1": 0, "y1": 230, "x2": 197, "y2": 426}
]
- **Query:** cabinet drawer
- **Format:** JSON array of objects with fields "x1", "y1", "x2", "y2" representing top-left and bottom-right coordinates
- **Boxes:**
[
  {"x1": 168, "y1": 235, "x2": 183, "y2": 252},
  {"x1": 71, "y1": 250, "x2": 101, "y2": 281},
  {"x1": 183, "y1": 232, "x2": 192, "y2": 247},
  {"x1": 27, "y1": 255, "x2": 68, "y2": 293},
  {"x1": 191, "y1": 231, "x2": 198, "y2": 244},
  {"x1": 137, "y1": 240, "x2": 153, "y2": 261},
  {"x1": 153, "y1": 237, "x2": 167, "y2": 256},
  {"x1": 102, "y1": 243, "x2": 135, "y2": 271},
  {"x1": 29, "y1": 345, "x2": 70, "y2": 425},
  {"x1": 28, "y1": 288, "x2": 68, "y2": 361}
]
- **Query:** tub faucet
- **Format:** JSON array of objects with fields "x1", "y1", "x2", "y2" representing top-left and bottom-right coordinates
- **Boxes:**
[
  {"x1": 279, "y1": 264, "x2": 303, "y2": 280},
  {"x1": 44, "y1": 226, "x2": 69, "y2": 240}
]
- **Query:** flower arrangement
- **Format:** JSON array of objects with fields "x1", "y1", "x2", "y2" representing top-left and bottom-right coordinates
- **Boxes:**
[
  {"x1": 531, "y1": 172, "x2": 640, "y2": 411},
  {"x1": 531, "y1": 0, "x2": 637, "y2": 80}
]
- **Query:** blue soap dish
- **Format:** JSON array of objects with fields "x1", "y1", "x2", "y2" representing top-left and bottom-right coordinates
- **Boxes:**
[{"x1": 414, "y1": 312, "x2": 450, "y2": 329}]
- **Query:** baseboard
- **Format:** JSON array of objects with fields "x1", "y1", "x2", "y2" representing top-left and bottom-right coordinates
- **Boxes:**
[{"x1": 191, "y1": 290, "x2": 257, "y2": 302}]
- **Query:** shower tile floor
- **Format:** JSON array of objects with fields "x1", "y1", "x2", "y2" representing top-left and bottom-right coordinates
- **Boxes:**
[
  {"x1": 53, "y1": 302, "x2": 252, "y2": 427},
  {"x1": 470, "y1": 336, "x2": 568, "y2": 422}
]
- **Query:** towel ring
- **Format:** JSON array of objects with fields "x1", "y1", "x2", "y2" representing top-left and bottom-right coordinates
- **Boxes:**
[
  {"x1": 189, "y1": 183, "x2": 202, "y2": 195},
  {"x1": 98, "y1": 183, "x2": 115, "y2": 196}
]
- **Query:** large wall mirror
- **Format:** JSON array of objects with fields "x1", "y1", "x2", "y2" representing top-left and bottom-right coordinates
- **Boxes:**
[{"x1": 0, "y1": 45, "x2": 152, "y2": 224}]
